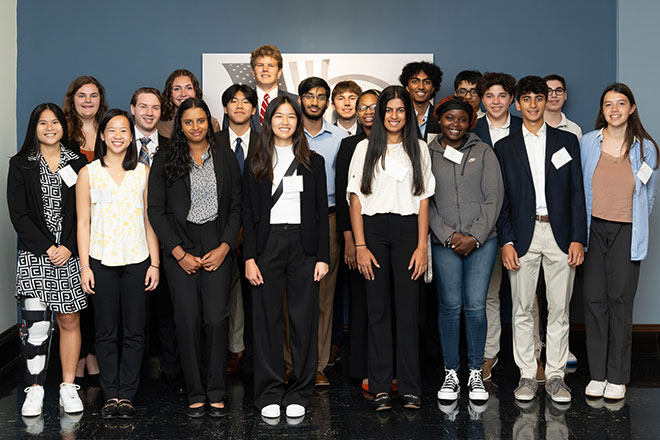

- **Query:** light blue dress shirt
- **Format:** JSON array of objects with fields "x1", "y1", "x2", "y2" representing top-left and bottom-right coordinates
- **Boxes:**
[
  {"x1": 305, "y1": 120, "x2": 348, "y2": 207},
  {"x1": 581, "y1": 129, "x2": 659, "y2": 260}
]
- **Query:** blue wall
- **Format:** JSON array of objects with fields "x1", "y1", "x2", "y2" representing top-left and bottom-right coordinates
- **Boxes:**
[{"x1": 17, "y1": 0, "x2": 616, "y2": 139}]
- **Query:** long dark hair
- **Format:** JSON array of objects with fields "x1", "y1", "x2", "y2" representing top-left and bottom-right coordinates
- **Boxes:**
[
  {"x1": 360, "y1": 86, "x2": 425, "y2": 196},
  {"x1": 94, "y1": 109, "x2": 138, "y2": 171},
  {"x1": 249, "y1": 96, "x2": 313, "y2": 182},
  {"x1": 163, "y1": 97, "x2": 215, "y2": 184},
  {"x1": 596, "y1": 83, "x2": 659, "y2": 168},
  {"x1": 161, "y1": 69, "x2": 204, "y2": 121},
  {"x1": 62, "y1": 76, "x2": 107, "y2": 148},
  {"x1": 16, "y1": 103, "x2": 70, "y2": 167}
]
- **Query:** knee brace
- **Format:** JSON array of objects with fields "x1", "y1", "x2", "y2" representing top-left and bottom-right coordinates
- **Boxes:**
[{"x1": 19, "y1": 298, "x2": 53, "y2": 385}]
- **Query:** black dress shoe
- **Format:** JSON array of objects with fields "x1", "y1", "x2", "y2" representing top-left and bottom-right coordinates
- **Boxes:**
[
  {"x1": 162, "y1": 372, "x2": 185, "y2": 395},
  {"x1": 101, "y1": 399, "x2": 119, "y2": 419},
  {"x1": 186, "y1": 404, "x2": 206, "y2": 418},
  {"x1": 373, "y1": 393, "x2": 392, "y2": 411},
  {"x1": 117, "y1": 400, "x2": 136, "y2": 419},
  {"x1": 208, "y1": 402, "x2": 228, "y2": 418},
  {"x1": 402, "y1": 394, "x2": 421, "y2": 410}
]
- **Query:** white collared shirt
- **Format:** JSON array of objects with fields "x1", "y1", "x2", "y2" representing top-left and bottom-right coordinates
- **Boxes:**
[
  {"x1": 523, "y1": 123, "x2": 548, "y2": 216},
  {"x1": 228, "y1": 126, "x2": 250, "y2": 157},
  {"x1": 134, "y1": 126, "x2": 160, "y2": 164},
  {"x1": 487, "y1": 113, "x2": 512, "y2": 146},
  {"x1": 270, "y1": 145, "x2": 301, "y2": 224},
  {"x1": 256, "y1": 85, "x2": 279, "y2": 113},
  {"x1": 555, "y1": 112, "x2": 583, "y2": 139},
  {"x1": 337, "y1": 120, "x2": 358, "y2": 136}
]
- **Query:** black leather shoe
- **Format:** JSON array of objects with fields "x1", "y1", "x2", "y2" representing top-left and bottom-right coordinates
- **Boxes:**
[
  {"x1": 101, "y1": 399, "x2": 119, "y2": 419},
  {"x1": 117, "y1": 400, "x2": 136, "y2": 419},
  {"x1": 402, "y1": 394, "x2": 421, "y2": 410},
  {"x1": 162, "y1": 372, "x2": 185, "y2": 395},
  {"x1": 186, "y1": 404, "x2": 206, "y2": 418},
  {"x1": 208, "y1": 402, "x2": 228, "y2": 418},
  {"x1": 373, "y1": 393, "x2": 392, "y2": 411}
]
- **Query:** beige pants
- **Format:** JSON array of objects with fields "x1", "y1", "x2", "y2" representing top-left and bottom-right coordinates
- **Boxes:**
[
  {"x1": 509, "y1": 222, "x2": 574, "y2": 380},
  {"x1": 484, "y1": 251, "x2": 503, "y2": 359},
  {"x1": 228, "y1": 259, "x2": 245, "y2": 353}
]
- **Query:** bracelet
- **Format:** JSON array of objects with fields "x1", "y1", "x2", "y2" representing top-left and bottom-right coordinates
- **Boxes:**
[
  {"x1": 355, "y1": 244, "x2": 366, "y2": 247},
  {"x1": 80, "y1": 264, "x2": 90, "y2": 270},
  {"x1": 150, "y1": 264, "x2": 160, "y2": 269},
  {"x1": 176, "y1": 252, "x2": 187, "y2": 262}
]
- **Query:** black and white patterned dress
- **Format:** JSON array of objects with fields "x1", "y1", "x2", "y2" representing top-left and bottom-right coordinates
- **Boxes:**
[{"x1": 15, "y1": 149, "x2": 87, "y2": 313}]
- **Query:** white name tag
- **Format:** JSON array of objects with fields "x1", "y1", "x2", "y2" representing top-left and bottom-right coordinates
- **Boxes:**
[
  {"x1": 90, "y1": 188, "x2": 112, "y2": 204},
  {"x1": 283, "y1": 174, "x2": 303, "y2": 193},
  {"x1": 58, "y1": 165, "x2": 78, "y2": 187},
  {"x1": 551, "y1": 147, "x2": 572, "y2": 169},
  {"x1": 443, "y1": 146, "x2": 464, "y2": 164},
  {"x1": 384, "y1": 156, "x2": 408, "y2": 182},
  {"x1": 637, "y1": 161, "x2": 653, "y2": 185}
]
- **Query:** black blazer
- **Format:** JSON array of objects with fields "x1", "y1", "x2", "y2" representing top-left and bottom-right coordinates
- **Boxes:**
[
  {"x1": 214, "y1": 129, "x2": 258, "y2": 163},
  {"x1": 495, "y1": 126, "x2": 587, "y2": 257},
  {"x1": 423, "y1": 105, "x2": 442, "y2": 142},
  {"x1": 147, "y1": 144, "x2": 242, "y2": 256},
  {"x1": 335, "y1": 132, "x2": 368, "y2": 233},
  {"x1": 7, "y1": 150, "x2": 87, "y2": 256},
  {"x1": 242, "y1": 153, "x2": 330, "y2": 263},
  {"x1": 472, "y1": 114, "x2": 523, "y2": 148},
  {"x1": 250, "y1": 89, "x2": 299, "y2": 131}
]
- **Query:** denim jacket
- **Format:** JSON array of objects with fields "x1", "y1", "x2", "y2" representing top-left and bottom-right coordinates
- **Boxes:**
[{"x1": 580, "y1": 129, "x2": 659, "y2": 260}]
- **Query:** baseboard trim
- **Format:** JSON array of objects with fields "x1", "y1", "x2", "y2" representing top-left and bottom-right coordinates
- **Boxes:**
[{"x1": 632, "y1": 324, "x2": 660, "y2": 332}]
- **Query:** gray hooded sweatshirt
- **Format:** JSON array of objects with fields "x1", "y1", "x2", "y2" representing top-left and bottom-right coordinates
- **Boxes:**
[{"x1": 428, "y1": 132, "x2": 504, "y2": 245}]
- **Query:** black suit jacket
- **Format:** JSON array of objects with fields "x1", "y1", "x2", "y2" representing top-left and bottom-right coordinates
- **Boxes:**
[
  {"x1": 472, "y1": 114, "x2": 523, "y2": 148},
  {"x1": 147, "y1": 144, "x2": 242, "y2": 256},
  {"x1": 214, "y1": 129, "x2": 258, "y2": 164},
  {"x1": 242, "y1": 153, "x2": 330, "y2": 263},
  {"x1": 335, "y1": 132, "x2": 368, "y2": 233},
  {"x1": 495, "y1": 125, "x2": 587, "y2": 257},
  {"x1": 423, "y1": 105, "x2": 442, "y2": 142},
  {"x1": 7, "y1": 150, "x2": 87, "y2": 255}
]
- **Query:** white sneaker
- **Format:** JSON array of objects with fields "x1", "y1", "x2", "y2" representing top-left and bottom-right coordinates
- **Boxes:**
[
  {"x1": 22, "y1": 385, "x2": 44, "y2": 417},
  {"x1": 467, "y1": 369, "x2": 489, "y2": 401},
  {"x1": 603, "y1": 383, "x2": 626, "y2": 400},
  {"x1": 437, "y1": 368, "x2": 460, "y2": 400},
  {"x1": 585, "y1": 380, "x2": 607, "y2": 398},
  {"x1": 567, "y1": 351, "x2": 578, "y2": 366},
  {"x1": 261, "y1": 403, "x2": 281, "y2": 418},
  {"x1": 285, "y1": 404, "x2": 305, "y2": 418},
  {"x1": 59, "y1": 383, "x2": 83, "y2": 413}
]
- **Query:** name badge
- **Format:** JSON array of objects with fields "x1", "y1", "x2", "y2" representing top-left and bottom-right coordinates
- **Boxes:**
[
  {"x1": 58, "y1": 165, "x2": 78, "y2": 187},
  {"x1": 90, "y1": 188, "x2": 113, "y2": 204},
  {"x1": 384, "y1": 156, "x2": 408, "y2": 182},
  {"x1": 427, "y1": 133, "x2": 439, "y2": 144},
  {"x1": 551, "y1": 147, "x2": 572, "y2": 169},
  {"x1": 637, "y1": 161, "x2": 653, "y2": 185},
  {"x1": 283, "y1": 174, "x2": 303, "y2": 193},
  {"x1": 443, "y1": 146, "x2": 464, "y2": 164}
]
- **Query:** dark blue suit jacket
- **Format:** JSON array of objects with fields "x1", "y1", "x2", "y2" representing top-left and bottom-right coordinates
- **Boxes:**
[
  {"x1": 250, "y1": 88, "x2": 298, "y2": 132},
  {"x1": 472, "y1": 114, "x2": 523, "y2": 148},
  {"x1": 495, "y1": 125, "x2": 587, "y2": 257}
]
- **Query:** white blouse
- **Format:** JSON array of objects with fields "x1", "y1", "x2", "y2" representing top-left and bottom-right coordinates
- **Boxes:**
[
  {"x1": 347, "y1": 139, "x2": 435, "y2": 216},
  {"x1": 270, "y1": 145, "x2": 301, "y2": 224}
]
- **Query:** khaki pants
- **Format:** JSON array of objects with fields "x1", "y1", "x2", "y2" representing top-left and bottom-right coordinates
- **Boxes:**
[{"x1": 509, "y1": 222, "x2": 574, "y2": 380}]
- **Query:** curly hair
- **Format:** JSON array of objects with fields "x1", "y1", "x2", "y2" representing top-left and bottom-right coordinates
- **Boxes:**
[
  {"x1": 477, "y1": 72, "x2": 516, "y2": 98},
  {"x1": 161, "y1": 69, "x2": 203, "y2": 121},
  {"x1": 62, "y1": 76, "x2": 107, "y2": 148},
  {"x1": 162, "y1": 98, "x2": 215, "y2": 184},
  {"x1": 250, "y1": 44, "x2": 283, "y2": 69},
  {"x1": 399, "y1": 61, "x2": 443, "y2": 99}
]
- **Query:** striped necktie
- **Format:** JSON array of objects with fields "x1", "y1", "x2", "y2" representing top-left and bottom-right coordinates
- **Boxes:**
[
  {"x1": 138, "y1": 137, "x2": 150, "y2": 165},
  {"x1": 259, "y1": 93, "x2": 270, "y2": 124}
]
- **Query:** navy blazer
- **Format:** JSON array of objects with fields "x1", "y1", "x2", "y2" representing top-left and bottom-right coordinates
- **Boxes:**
[
  {"x1": 495, "y1": 125, "x2": 587, "y2": 257},
  {"x1": 214, "y1": 129, "x2": 258, "y2": 162},
  {"x1": 335, "y1": 132, "x2": 368, "y2": 233},
  {"x1": 250, "y1": 88, "x2": 298, "y2": 132},
  {"x1": 472, "y1": 114, "x2": 523, "y2": 148},
  {"x1": 241, "y1": 153, "x2": 330, "y2": 263}
]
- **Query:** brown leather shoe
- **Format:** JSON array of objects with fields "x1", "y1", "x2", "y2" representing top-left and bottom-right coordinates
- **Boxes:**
[
  {"x1": 327, "y1": 345, "x2": 341, "y2": 367},
  {"x1": 536, "y1": 359, "x2": 546, "y2": 383},
  {"x1": 226, "y1": 351, "x2": 244, "y2": 375},
  {"x1": 482, "y1": 357, "x2": 498, "y2": 381},
  {"x1": 315, "y1": 371, "x2": 330, "y2": 387}
]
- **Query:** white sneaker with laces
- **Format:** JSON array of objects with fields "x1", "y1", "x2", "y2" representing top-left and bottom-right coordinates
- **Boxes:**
[
  {"x1": 285, "y1": 404, "x2": 305, "y2": 418},
  {"x1": 468, "y1": 369, "x2": 489, "y2": 401},
  {"x1": 603, "y1": 383, "x2": 626, "y2": 400},
  {"x1": 585, "y1": 380, "x2": 607, "y2": 398},
  {"x1": 59, "y1": 383, "x2": 84, "y2": 413},
  {"x1": 261, "y1": 403, "x2": 281, "y2": 418},
  {"x1": 437, "y1": 368, "x2": 460, "y2": 400},
  {"x1": 22, "y1": 385, "x2": 45, "y2": 417}
]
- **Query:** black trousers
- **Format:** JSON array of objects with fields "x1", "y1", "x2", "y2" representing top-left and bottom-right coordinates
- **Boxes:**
[
  {"x1": 164, "y1": 220, "x2": 232, "y2": 404},
  {"x1": 91, "y1": 258, "x2": 149, "y2": 401},
  {"x1": 363, "y1": 214, "x2": 421, "y2": 396},
  {"x1": 236, "y1": 251, "x2": 254, "y2": 377},
  {"x1": 252, "y1": 225, "x2": 319, "y2": 409},
  {"x1": 583, "y1": 217, "x2": 640, "y2": 384},
  {"x1": 149, "y1": 260, "x2": 180, "y2": 375},
  {"x1": 348, "y1": 266, "x2": 368, "y2": 379}
]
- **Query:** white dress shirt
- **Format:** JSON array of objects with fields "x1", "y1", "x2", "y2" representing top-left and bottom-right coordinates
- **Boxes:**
[
  {"x1": 228, "y1": 126, "x2": 251, "y2": 156},
  {"x1": 134, "y1": 127, "x2": 160, "y2": 164},
  {"x1": 523, "y1": 123, "x2": 548, "y2": 216},
  {"x1": 257, "y1": 85, "x2": 279, "y2": 114},
  {"x1": 487, "y1": 113, "x2": 512, "y2": 146}
]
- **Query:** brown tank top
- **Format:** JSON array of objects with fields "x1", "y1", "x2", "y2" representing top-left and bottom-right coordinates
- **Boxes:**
[{"x1": 592, "y1": 151, "x2": 634, "y2": 223}]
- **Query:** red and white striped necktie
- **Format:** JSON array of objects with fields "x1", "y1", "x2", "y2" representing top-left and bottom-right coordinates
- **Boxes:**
[{"x1": 259, "y1": 93, "x2": 270, "y2": 124}]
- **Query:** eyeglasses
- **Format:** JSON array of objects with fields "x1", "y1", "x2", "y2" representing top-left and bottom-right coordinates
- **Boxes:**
[
  {"x1": 548, "y1": 87, "x2": 565, "y2": 96},
  {"x1": 357, "y1": 104, "x2": 377, "y2": 112},
  {"x1": 302, "y1": 93, "x2": 328, "y2": 102},
  {"x1": 456, "y1": 88, "x2": 477, "y2": 97}
]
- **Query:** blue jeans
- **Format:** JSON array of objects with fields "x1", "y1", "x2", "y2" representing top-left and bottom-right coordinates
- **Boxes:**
[{"x1": 432, "y1": 237, "x2": 497, "y2": 370}]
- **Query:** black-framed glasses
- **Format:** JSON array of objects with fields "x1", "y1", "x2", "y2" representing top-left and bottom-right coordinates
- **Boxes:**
[
  {"x1": 456, "y1": 88, "x2": 477, "y2": 97},
  {"x1": 548, "y1": 87, "x2": 565, "y2": 96},
  {"x1": 357, "y1": 104, "x2": 377, "y2": 112}
]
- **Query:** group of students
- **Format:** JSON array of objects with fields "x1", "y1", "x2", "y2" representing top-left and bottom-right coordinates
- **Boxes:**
[{"x1": 9, "y1": 44, "x2": 658, "y2": 423}]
